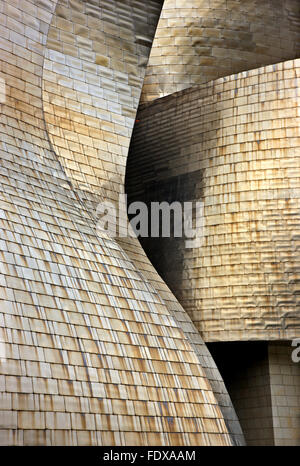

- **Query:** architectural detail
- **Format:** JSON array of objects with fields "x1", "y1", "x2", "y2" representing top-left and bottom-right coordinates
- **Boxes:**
[
  {"x1": 1, "y1": 0, "x2": 299, "y2": 447},
  {"x1": 141, "y1": 0, "x2": 300, "y2": 102},
  {"x1": 0, "y1": 0, "x2": 241, "y2": 446},
  {"x1": 127, "y1": 0, "x2": 300, "y2": 441},
  {"x1": 209, "y1": 341, "x2": 300, "y2": 445},
  {"x1": 127, "y1": 59, "x2": 300, "y2": 342}
]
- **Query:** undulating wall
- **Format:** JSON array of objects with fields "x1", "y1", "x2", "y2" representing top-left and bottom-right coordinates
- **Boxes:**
[
  {"x1": 125, "y1": 0, "x2": 300, "y2": 447},
  {"x1": 0, "y1": 0, "x2": 242, "y2": 446},
  {"x1": 127, "y1": 59, "x2": 300, "y2": 343},
  {"x1": 141, "y1": 0, "x2": 300, "y2": 102},
  {"x1": 43, "y1": 0, "x2": 244, "y2": 445}
]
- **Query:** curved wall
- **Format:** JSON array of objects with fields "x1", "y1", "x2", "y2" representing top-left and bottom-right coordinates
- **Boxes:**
[
  {"x1": 43, "y1": 0, "x2": 163, "y2": 200},
  {"x1": 42, "y1": 0, "x2": 243, "y2": 444},
  {"x1": 0, "y1": 0, "x2": 240, "y2": 446},
  {"x1": 141, "y1": 0, "x2": 300, "y2": 102},
  {"x1": 127, "y1": 59, "x2": 300, "y2": 342}
]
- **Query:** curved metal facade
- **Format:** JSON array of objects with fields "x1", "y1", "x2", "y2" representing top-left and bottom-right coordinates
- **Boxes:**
[
  {"x1": 141, "y1": 0, "x2": 300, "y2": 102},
  {"x1": 126, "y1": 0, "x2": 300, "y2": 447},
  {"x1": 0, "y1": 0, "x2": 241, "y2": 446},
  {"x1": 127, "y1": 59, "x2": 300, "y2": 342}
]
